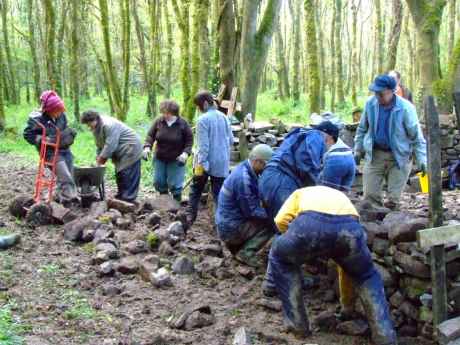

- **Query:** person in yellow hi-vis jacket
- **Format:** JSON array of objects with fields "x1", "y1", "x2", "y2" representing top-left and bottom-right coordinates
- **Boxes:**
[{"x1": 266, "y1": 186, "x2": 396, "y2": 345}]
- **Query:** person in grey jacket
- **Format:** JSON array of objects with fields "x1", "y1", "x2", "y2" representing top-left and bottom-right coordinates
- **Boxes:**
[{"x1": 81, "y1": 110, "x2": 143, "y2": 202}]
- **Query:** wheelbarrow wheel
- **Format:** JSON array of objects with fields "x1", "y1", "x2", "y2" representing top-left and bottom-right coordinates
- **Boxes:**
[
  {"x1": 26, "y1": 203, "x2": 52, "y2": 227},
  {"x1": 9, "y1": 195, "x2": 35, "y2": 218}
]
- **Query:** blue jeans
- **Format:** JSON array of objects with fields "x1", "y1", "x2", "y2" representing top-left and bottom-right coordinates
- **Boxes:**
[
  {"x1": 268, "y1": 211, "x2": 396, "y2": 344},
  {"x1": 116, "y1": 159, "x2": 141, "y2": 202},
  {"x1": 187, "y1": 173, "x2": 224, "y2": 223},
  {"x1": 320, "y1": 155, "x2": 356, "y2": 191},
  {"x1": 153, "y1": 158, "x2": 186, "y2": 200}
]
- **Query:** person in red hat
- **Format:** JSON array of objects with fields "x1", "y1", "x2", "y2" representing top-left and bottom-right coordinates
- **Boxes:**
[{"x1": 23, "y1": 90, "x2": 78, "y2": 204}]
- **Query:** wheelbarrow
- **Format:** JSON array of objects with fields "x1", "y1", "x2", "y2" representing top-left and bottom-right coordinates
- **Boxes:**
[{"x1": 73, "y1": 166, "x2": 106, "y2": 208}]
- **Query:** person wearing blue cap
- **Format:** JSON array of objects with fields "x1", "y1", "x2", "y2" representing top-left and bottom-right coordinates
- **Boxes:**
[
  {"x1": 354, "y1": 74, "x2": 427, "y2": 209},
  {"x1": 215, "y1": 144, "x2": 275, "y2": 267}
]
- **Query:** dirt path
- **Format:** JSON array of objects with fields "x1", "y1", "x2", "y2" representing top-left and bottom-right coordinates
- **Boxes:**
[{"x1": 0, "y1": 154, "x2": 383, "y2": 345}]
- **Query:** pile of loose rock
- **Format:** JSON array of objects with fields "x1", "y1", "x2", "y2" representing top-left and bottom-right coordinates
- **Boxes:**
[{"x1": 345, "y1": 195, "x2": 460, "y2": 341}]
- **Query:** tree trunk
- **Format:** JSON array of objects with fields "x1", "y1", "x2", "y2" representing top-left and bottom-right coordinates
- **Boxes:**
[
  {"x1": 43, "y1": 0, "x2": 58, "y2": 92},
  {"x1": 275, "y1": 27, "x2": 290, "y2": 99},
  {"x1": 98, "y1": 0, "x2": 129, "y2": 121},
  {"x1": 132, "y1": 0, "x2": 150, "y2": 96},
  {"x1": 330, "y1": 5, "x2": 336, "y2": 110},
  {"x1": 304, "y1": 0, "x2": 320, "y2": 114},
  {"x1": 449, "y1": 0, "x2": 456, "y2": 57},
  {"x1": 239, "y1": 0, "x2": 282, "y2": 119},
  {"x1": 292, "y1": 0, "x2": 301, "y2": 103},
  {"x1": 1, "y1": 0, "x2": 18, "y2": 104},
  {"x1": 55, "y1": 1, "x2": 68, "y2": 96},
  {"x1": 70, "y1": 0, "x2": 80, "y2": 124},
  {"x1": 406, "y1": 0, "x2": 446, "y2": 100},
  {"x1": 386, "y1": 0, "x2": 403, "y2": 71},
  {"x1": 163, "y1": 0, "x2": 173, "y2": 98},
  {"x1": 315, "y1": 0, "x2": 326, "y2": 109},
  {"x1": 27, "y1": 0, "x2": 41, "y2": 102},
  {"x1": 0, "y1": 41, "x2": 5, "y2": 130},
  {"x1": 351, "y1": 0, "x2": 360, "y2": 106},
  {"x1": 189, "y1": 0, "x2": 209, "y2": 119},
  {"x1": 147, "y1": 0, "x2": 159, "y2": 116},
  {"x1": 403, "y1": 13, "x2": 415, "y2": 91},
  {"x1": 217, "y1": 0, "x2": 237, "y2": 100},
  {"x1": 172, "y1": 0, "x2": 192, "y2": 119},
  {"x1": 335, "y1": 0, "x2": 345, "y2": 103},
  {"x1": 200, "y1": 7, "x2": 210, "y2": 89},
  {"x1": 374, "y1": 0, "x2": 384, "y2": 74}
]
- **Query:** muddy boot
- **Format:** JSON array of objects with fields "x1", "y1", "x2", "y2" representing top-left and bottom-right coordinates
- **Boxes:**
[
  {"x1": 262, "y1": 279, "x2": 277, "y2": 297},
  {"x1": 0, "y1": 234, "x2": 20, "y2": 249},
  {"x1": 357, "y1": 273, "x2": 397, "y2": 345}
]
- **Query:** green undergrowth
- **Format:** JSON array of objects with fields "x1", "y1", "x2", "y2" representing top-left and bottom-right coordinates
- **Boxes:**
[{"x1": 0, "y1": 302, "x2": 27, "y2": 345}]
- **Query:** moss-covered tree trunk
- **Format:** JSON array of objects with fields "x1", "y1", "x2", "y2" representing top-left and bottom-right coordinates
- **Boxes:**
[
  {"x1": 172, "y1": 0, "x2": 192, "y2": 120},
  {"x1": 0, "y1": 40, "x2": 5, "y2": 131},
  {"x1": 163, "y1": 1, "x2": 173, "y2": 98},
  {"x1": 448, "y1": 0, "x2": 456, "y2": 57},
  {"x1": 351, "y1": 0, "x2": 360, "y2": 106},
  {"x1": 132, "y1": 0, "x2": 150, "y2": 96},
  {"x1": 406, "y1": 0, "x2": 446, "y2": 102},
  {"x1": 292, "y1": 0, "x2": 301, "y2": 103},
  {"x1": 217, "y1": 0, "x2": 236, "y2": 100},
  {"x1": 70, "y1": 0, "x2": 80, "y2": 124},
  {"x1": 55, "y1": 2, "x2": 68, "y2": 96},
  {"x1": 304, "y1": 0, "x2": 320, "y2": 114},
  {"x1": 43, "y1": 0, "x2": 58, "y2": 92},
  {"x1": 275, "y1": 27, "x2": 290, "y2": 100},
  {"x1": 403, "y1": 13, "x2": 415, "y2": 91},
  {"x1": 330, "y1": 6, "x2": 336, "y2": 110},
  {"x1": 147, "y1": 0, "x2": 159, "y2": 116},
  {"x1": 374, "y1": 0, "x2": 384, "y2": 74},
  {"x1": 334, "y1": 0, "x2": 345, "y2": 104},
  {"x1": 189, "y1": 0, "x2": 209, "y2": 118},
  {"x1": 200, "y1": 4, "x2": 210, "y2": 89},
  {"x1": 1, "y1": 0, "x2": 18, "y2": 104},
  {"x1": 27, "y1": 0, "x2": 41, "y2": 102},
  {"x1": 239, "y1": 0, "x2": 282, "y2": 119},
  {"x1": 315, "y1": 0, "x2": 326, "y2": 109},
  {"x1": 98, "y1": 0, "x2": 130, "y2": 121},
  {"x1": 386, "y1": 0, "x2": 403, "y2": 71}
]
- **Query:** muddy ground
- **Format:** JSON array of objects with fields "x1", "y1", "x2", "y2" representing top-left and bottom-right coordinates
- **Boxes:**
[{"x1": 0, "y1": 154, "x2": 431, "y2": 345}]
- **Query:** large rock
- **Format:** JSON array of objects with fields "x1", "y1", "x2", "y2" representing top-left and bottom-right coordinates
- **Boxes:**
[
  {"x1": 169, "y1": 304, "x2": 214, "y2": 330},
  {"x1": 375, "y1": 263, "x2": 395, "y2": 287},
  {"x1": 116, "y1": 257, "x2": 139, "y2": 274},
  {"x1": 151, "y1": 267, "x2": 173, "y2": 288},
  {"x1": 233, "y1": 327, "x2": 252, "y2": 345},
  {"x1": 372, "y1": 238, "x2": 390, "y2": 257},
  {"x1": 337, "y1": 319, "x2": 369, "y2": 336},
  {"x1": 107, "y1": 198, "x2": 136, "y2": 214},
  {"x1": 139, "y1": 195, "x2": 180, "y2": 214},
  {"x1": 49, "y1": 202, "x2": 77, "y2": 224},
  {"x1": 147, "y1": 212, "x2": 162, "y2": 227},
  {"x1": 394, "y1": 250, "x2": 430, "y2": 279},
  {"x1": 92, "y1": 242, "x2": 119, "y2": 264},
  {"x1": 172, "y1": 256, "x2": 195, "y2": 275},
  {"x1": 89, "y1": 201, "x2": 108, "y2": 218},
  {"x1": 63, "y1": 217, "x2": 97, "y2": 242},
  {"x1": 126, "y1": 240, "x2": 147, "y2": 254},
  {"x1": 9, "y1": 195, "x2": 34, "y2": 218},
  {"x1": 383, "y1": 211, "x2": 428, "y2": 243},
  {"x1": 362, "y1": 222, "x2": 388, "y2": 245},
  {"x1": 168, "y1": 221, "x2": 185, "y2": 238},
  {"x1": 438, "y1": 316, "x2": 460, "y2": 345},
  {"x1": 356, "y1": 201, "x2": 391, "y2": 222},
  {"x1": 138, "y1": 255, "x2": 161, "y2": 282},
  {"x1": 400, "y1": 276, "x2": 431, "y2": 300},
  {"x1": 399, "y1": 301, "x2": 418, "y2": 320}
]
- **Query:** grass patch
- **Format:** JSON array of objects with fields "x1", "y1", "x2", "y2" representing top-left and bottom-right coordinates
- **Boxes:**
[
  {"x1": 0, "y1": 303, "x2": 26, "y2": 345},
  {"x1": 62, "y1": 290, "x2": 97, "y2": 321}
]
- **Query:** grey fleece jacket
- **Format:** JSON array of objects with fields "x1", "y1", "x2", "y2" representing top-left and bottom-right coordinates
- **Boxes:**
[{"x1": 93, "y1": 115, "x2": 142, "y2": 172}]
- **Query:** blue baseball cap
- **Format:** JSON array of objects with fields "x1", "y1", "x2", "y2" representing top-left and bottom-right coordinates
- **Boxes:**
[{"x1": 369, "y1": 75, "x2": 397, "y2": 93}]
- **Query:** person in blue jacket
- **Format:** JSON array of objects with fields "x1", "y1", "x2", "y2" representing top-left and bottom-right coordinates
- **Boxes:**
[
  {"x1": 354, "y1": 74, "x2": 427, "y2": 209},
  {"x1": 216, "y1": 144, "x2": 274, "y2": 267},
  {"x1": 318, "y1": 122, "x2": 356, "y2": 192},
  {"x1": 259, "y1": 121, "x2": 338, "y2": 220}
]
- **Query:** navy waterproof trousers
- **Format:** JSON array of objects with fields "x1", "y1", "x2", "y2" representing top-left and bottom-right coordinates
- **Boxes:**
[
  {"x1": 268, "y1": 211, "x2": 396, "y2": 345},
  {"x1": 115, "y1": 159, "x2": 141, "y2": 202}
]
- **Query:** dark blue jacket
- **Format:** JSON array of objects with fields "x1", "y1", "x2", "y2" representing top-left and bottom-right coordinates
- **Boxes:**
[
  {"x1": 216, "y1": 160, "x2": 267, "y2": 240},
  {"x1": 266, "y1": 128, "x2": 326, "y2": 187},
  {"x1": 23, "y1": 111, "x2": 71, "y2": 160}
]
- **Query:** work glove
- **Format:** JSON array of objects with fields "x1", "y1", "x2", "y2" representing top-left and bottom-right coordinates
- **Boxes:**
[
  {"x1": 176, "y1": 152, "x2": 188, "y2": 165},
  {"x1": 194, "y1": 164, "x2": 205, "y2": 177},
  {"x1": 354, "y1": 151, "x2": 364, "y2": 165},
  {"x1": 142, "y1": 147, "x2": 151, "y2": 161},
  {"x1": 96, "y1": 156, "x2": 107, "y2": 166}
]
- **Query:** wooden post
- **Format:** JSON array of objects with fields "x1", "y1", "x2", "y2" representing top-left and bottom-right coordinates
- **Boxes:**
[{"x1": 423, "y1": 96, "x2": 447, "y2": 329}]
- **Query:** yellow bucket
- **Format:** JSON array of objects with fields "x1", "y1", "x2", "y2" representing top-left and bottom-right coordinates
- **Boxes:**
[{"x1": 418, "y1": 172, "x2": 429, "y2": 193}]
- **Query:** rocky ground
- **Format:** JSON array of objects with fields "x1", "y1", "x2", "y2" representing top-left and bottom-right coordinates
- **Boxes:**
[{"x1": 0, "y1": 154, "x2": 437, "y2": 345}]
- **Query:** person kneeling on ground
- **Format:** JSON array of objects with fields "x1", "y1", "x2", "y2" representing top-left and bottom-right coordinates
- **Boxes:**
[
  {"x1": 318, "y1": 121, "x2": 356, "y2": 192},
  {"x1": 143, "y1": 100, "x2": 193, "y2": 202},
  {"x1": 81, "y1": 110, "x2": 143, "y2": 203},
  {"x1": 268, "y1": 186, "x2": 396, "y2": 345},
  {"x1": 215, "y1": 144, "x2": 274, "y2": 267},
  {"x1": 23, "y1": 90, "x2": 78, "y2": 204}
]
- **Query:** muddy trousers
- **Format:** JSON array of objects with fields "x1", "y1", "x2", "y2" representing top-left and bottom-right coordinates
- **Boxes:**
[
  {"x1": 187, "y1": 173, "x2": 225, "y2": 223},
  {"x1": 268, "y1": 211, "x2": 396, "y2": 345},
  {"x1": 220, "y1": 219, "x2": 274, "y2": 267},
  {"x1": 115, "y1": 159, "x2": 141, "y2": 203},
  {"x1": 55, "y1": 150, "x2": 77, "y2": 202}
]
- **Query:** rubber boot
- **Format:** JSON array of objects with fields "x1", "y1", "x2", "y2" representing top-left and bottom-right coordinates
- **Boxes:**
[
  {"x1": 0, "y1": 234, "x2": 20, "y2": 249},
  {"x1": 357, "y1": 272, "x2": 397, "y2": 345}
]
